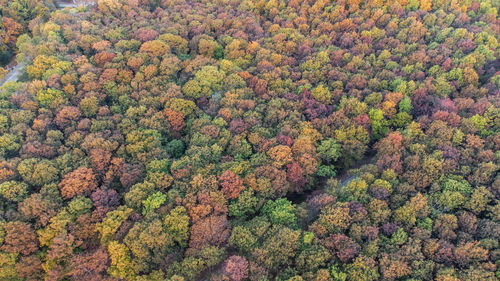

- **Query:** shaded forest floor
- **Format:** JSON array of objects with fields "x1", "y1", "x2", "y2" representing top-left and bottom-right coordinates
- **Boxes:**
[{"x1": 287, "y1": 151, "x2": 377, "y2": 205}]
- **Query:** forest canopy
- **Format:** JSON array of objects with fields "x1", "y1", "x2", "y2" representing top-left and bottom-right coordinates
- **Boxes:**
[{"x1": 0, "y1": 0, "x2": 499, "y2": 280}]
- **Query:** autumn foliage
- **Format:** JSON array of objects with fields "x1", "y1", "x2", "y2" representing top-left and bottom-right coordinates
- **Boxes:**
[
  {"x1": 0, "y1": 0, "x2": 498, "y2": 280},
  {"x1": 59, "y1": 167, "x2": 98, "y2": 199}
]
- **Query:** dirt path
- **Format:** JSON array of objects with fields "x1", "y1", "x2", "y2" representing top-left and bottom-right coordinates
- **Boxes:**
[
  {"x1": 287, "y1": 152, "x2": 376, "y2": 204},
  {"x1": 337, "y1": 153, "x2": 376, "y2": 187},
  {"x1": 56, "y1": 0, "x2": 94, "y2": 8},
  {"x1": 1, "y1": 1, "x2": 94, "y2": 87},
  {"x1": 0, "y1": 63, "x2": 24, "y2": 87},
  {"x1": 196, "y1": 154, "x2": 377, "y2": 281}
]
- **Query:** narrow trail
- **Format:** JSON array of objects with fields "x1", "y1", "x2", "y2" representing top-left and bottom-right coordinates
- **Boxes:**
[
  {"x1": 196, "y1": 154, "x2": 377, "y2": 281},
  {"x1": 287, "y1": 151, "x2": 377, "y2": 204},
  {"x1": 56, "y1": 0, "x2": 94, "y2": 8},
  {"x1": 1, "y1": 1, "x2": 93, "y2": 88},
  {"x1": 0, "y1": 63, "x2": 24, "y2": 88}
]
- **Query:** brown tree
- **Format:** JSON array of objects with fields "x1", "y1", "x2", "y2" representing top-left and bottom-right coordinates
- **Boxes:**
[
  {"x1": 219, "y1": 170, "x2": 245, "y2": 200},
  {"x1": 189, "y1": 215, "x2": 231, "y2": 249},
  {"x1": 1, "y1": 221, "x2": 38, "y2": 255},
  {"x1": 59, "y1": 167, "x2": 98, "y2": 199},
  {"x1": 223, "y1": 255, "x2": 249, "y2": 281}
]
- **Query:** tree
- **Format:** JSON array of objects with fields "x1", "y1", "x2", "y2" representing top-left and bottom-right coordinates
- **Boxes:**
[
  {"x1": 312, "y1": 84, "x2": 332, "y2": 104},
  {"x1": 287, "y1": 161, "x2": 306, "y2": 187},
  {"x1": 164, "y1": 108, "x2": 186, "y2": 132},
  {"x1": 1, "y1": 221, "x2": 38, "y2": 255},
  {"x1": 345, "y1": 256, "x2": 380, "y2": 281},
  {"x1": 69, "y1": 247, "x2": 109, "y2": 280},
  {"x1": 268, "y1": 145, "x2": 293, "y2": 168},
  {"x1": 219, "y1": 170, "x2": 244, "y2": 200},
  {"x1": 369, "y1": 109, "x2": 388, "y2": 139},
  {"x1": 229, "y1": 225, "x2": 258, "y2": 253},
  {"x1": 229, "y1": 188, "x2": 258, "y2": 219},
  {"x1": 90, "y1": 149, "x2": 112, "y2": 177},
  {"x1": 189, "y1": 215, "x2": 230, "y2": 249},
  {"x1": 164, "y1": 206, "x2": 190, "y2": 248},
  {"x1": 54, "y1": 106, "x2": 81, "y2": 128},
  {"x1": 437, "y1": 176, "x2": 472, "y2": 211},
  {"x1": 140, "y1": 40, "x2": 170, "y2": 57},
  {"x1": 142, "y1": 191, "x2": 167, "y2": 215},
  {"x1": 310, "y1": 203, "x2": 351, "y2": 237},
  {"x1": 253, "y1": 226, "x2": 301, "y2": 270},
  {"x1": 261, "y1": 198, "x2": 297, "y2": 227},
  {"x1": 329, "y1": 264, "x2": 347, "y2": 281},
  {"x1": 0, "y1": 180, "x2": 28, "y2": 202},
  {"x1": 317, "y1": 138, "x2": 341, "y2": 164},
  {"x1": 123, "y1": 218, "x2": 170, "y2": 271},
  {"x1": 0, "y1": 133, "x2": 20, "y2": 157},
  {"x1": 96, "y1": 206, "x2": 133, "y2": 244},
  {"x1": 0, "y1": 251, "x2": 18, "y2": 280},
  {"x1": 15, "y1": 254, "x2": 44, "y2": 281},
  {"x1": 135, "y1": 28, "x2": 158, "y2": 42},
  {"x1": 379, "y1": 254, "x2": 411, "y2": 280},
  {"x1": 434, "y1": 214, "x2": 458, "y2": 241},
  {"x1": 107, "y1": 241, "x2": 137, "y2": 280},
  {"x1": 125, "y1": 129, "x2": 163, "y2": 161},
  {"x1": 79, "y1": 96, "x2": 99, "y2": 117},
  {"x1": 165, "y1": 139, "x2": 185, "y2": 158},
  {"x1": 454, "y1": 242, "x2": 488, "y2": 267},
  {"x1": 59, "y1": 167, "x2": 98, "y2": 199},
  {"x1": 1, "y1": 17, "x2": 22, "y2": 50},
  {"x1": 183, "y1": 65, "x2": 225, "y2": 99},
  {"x1": 296, "y1": 244, "x2": 331, "y2": 273},
  {"x1": 17, "y1": 158, "x2": 59, "y2": 186},
  {"x1": 223, "y1": 256, "x2": 249, "y2": 281},
  {"x1": 158, "y1": 33, "x2": 188, "y2": 55},
  {"x1": 19, "y1": 184, "x2": 63, "y2": 227},
  {"x1": 97, "y1": 0, "x2": 123, "y2": 15},
  {"x1": 0, "y1": 0, "x2": 498, "y2": 279},
  {"x1": 466, "y1": 186, "x2": 492, "y2": 215},
  {"x1": 322, "y1": 234, "x2": 360, "y2": 263}
]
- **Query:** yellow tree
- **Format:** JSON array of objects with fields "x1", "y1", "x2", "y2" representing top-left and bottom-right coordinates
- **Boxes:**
[{"x1": 107, "y1": 241, "x2": 137, "y2": 280}]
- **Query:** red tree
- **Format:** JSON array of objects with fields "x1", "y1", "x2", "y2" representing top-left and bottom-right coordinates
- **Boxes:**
[{"x1": 219, "y1": 170, "x2": 244, "y2": 200}]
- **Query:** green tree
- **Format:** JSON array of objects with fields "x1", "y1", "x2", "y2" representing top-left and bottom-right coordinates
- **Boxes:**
[
  {"x1": 317, "y1": 138, "x2": 341, "y2": 164},
  {"x1": 229, "y1": 225, "x2": 258, "y2": 253},
  {"x1": 369, "y1": 109, "x2": 388, "y2": 140},
  {"x1": 163, "y1": 206, "x2": 190, "y2": 247},
  {"x1": 166, "y1": 139, "x2": 185, "y2": 158},
  {"x1": 0, "y1": 134, "x2": 20, "y2": 157},
  {"x1": 142, "y1": 191, "x2": 167, "y2": 215},
  {"x1": 17, "y1": 158, "x2": 59, "y2": 186},
  {"x1": 0, "y1": 180, "x2": 28, "y2": 202},
  {"x1": 398, "y1": 97, "x2": 413, "y2": 113},
  {"x1": 229, "y1": 188, "x2": 259, "y2": 219},
  {"x1": 261, "y1": 198, "x2": 297, "y2": 227}
]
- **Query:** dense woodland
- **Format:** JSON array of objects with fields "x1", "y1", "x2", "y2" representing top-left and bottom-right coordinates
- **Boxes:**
[
  {"x1": 0, "y1": 0, "x2": 499, "y2": 280},
  {"x1": 0, "y1": 0, "x2": 56, "y2": 67}
]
